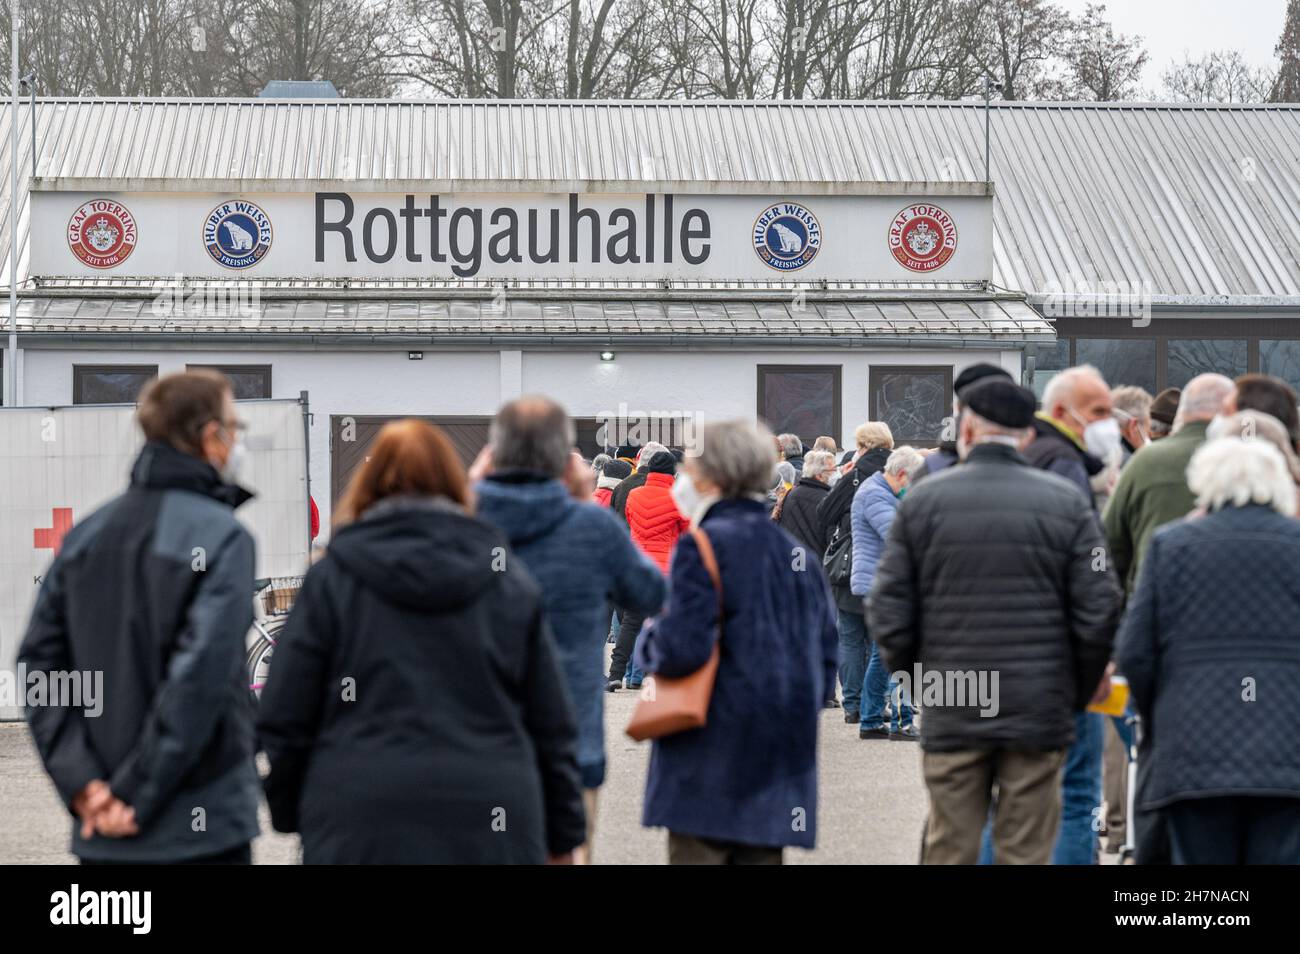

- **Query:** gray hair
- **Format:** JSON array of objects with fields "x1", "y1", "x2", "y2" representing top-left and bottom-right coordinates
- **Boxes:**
[
  {"x1": 773, "y1": 461, "x2": 796, "y2": 489},
  {"x1": 884, "y1": 446, "x2": 926, "y2": 481},
  {"x1": 592, "y1": 453, "x2": 611, "y2": 473},
  {"x1": 1175, "y1": 373, "x2": 1236, "y2": 430},
  {"x1": 1042, "y1": 364, "x2": 1106, "y2": 414},
  {"x1": 802, "y1": 449, "x2": 836, "y2": 480},
  {"x1": 489, "y1": 395, "x2": 575, "y2": 478},
  {"x1": 1187, "y1": 437, "x2": 1297, "y2": 517},
  {"x1": 1111, "y1": 385, "x2": 1153, "y2": 424},
  {"x1": 693, "y1": 420, "x2": 778, "y2": 498},
  {"x1": 777, "y1": 433, "x2": 803, "y2": 458}
]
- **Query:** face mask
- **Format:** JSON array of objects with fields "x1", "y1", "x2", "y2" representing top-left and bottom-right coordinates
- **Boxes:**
[
  {"x1": 213, "y1": 431, "x2": 247, "y2": 484},
  {"x1": 671, "y1": 470, "x2": 702, "y2": 519},
  {"x1": 1081, "y1": 416, "x2": 1122, "y2": 459},
  {"x1": 895, "y1": 484, "x2": 908, "y2": 499}
]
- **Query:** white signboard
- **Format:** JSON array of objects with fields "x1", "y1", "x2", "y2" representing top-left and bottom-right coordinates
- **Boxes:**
[
  {"x1": 33, "y1": 191, "x2": 993, "y2": 283},
  {"x1": 0, "y1": 399, "x2": 310, "y2": 719}
]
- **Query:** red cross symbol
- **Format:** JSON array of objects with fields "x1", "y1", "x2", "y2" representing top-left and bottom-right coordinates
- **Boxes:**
[{"x1": 34, "y1": 508, "x2": 74, "y2": 556}]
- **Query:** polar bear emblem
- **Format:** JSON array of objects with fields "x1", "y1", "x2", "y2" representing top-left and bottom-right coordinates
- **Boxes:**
[
  {"x1": 222, "y1": 219, "x2": 254, "y2": 251},
  {"x1": 772, "y1": 222, "x2": 803, "y2": 254}
]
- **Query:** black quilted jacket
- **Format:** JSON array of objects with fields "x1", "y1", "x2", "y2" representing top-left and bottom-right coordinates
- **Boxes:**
[{"x1": 866, "y1": 443, "x2": 1122, "y2": 752}]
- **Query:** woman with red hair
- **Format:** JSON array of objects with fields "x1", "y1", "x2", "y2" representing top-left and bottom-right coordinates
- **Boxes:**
[{"x1": 258, "y1": 419, "x2": 585, "y2": 863}]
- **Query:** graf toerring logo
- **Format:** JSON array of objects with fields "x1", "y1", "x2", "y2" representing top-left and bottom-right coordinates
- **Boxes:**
[
  {"x1": 889, "y1": 204, "x2": 957, "y2": 273},
  {"x1": 203, "y1": 200, "x2": 273, "y2": 269},
  {"x1": 67, "y1": 199, "x2": 137, "y2": 269},
  {"x1": 753, "y1": 202, "x2": 822, "y2": 271}
]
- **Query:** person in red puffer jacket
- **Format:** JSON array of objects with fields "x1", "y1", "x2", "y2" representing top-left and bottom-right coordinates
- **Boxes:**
[{"x1": 606, "y1": 451, "x2": 688, "y2": 689}]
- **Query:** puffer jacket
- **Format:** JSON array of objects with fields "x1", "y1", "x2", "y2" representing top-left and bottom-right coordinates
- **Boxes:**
[
  {"x1": 866, "y1": 443, "x2": 1122, "y2": 752},
  {"x1": 849, "y1": 471, "x2": 898, "y2": 599},
  {"x1": 774, "y1": 477, "x2": 830, "y2": 559},
  {"x1": 817, "y1": 445, "x2": 891, "y2": 614},
  {"x1": 1117, "y1": 504, "x2": 1300, "y2": 809},
  {"x1": 626, "y1": 472, "x2": 690, "y2": 573}
]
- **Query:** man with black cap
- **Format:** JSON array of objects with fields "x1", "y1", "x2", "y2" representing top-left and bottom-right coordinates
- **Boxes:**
[
  {"x1": 915, "y1": 362, "x2": 1013, "y2": 480},
  {"x1": 867, "y1": 377, "x2": 1122, "y2": 865}
]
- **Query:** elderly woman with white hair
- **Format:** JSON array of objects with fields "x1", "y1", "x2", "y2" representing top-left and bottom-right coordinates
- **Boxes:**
[
  {"x1": 1115, "y1": 437, "x2": 1300, "y2": 864},
  {"x1": 634, "y1": 420, "x2": 838, "y2": 864}
]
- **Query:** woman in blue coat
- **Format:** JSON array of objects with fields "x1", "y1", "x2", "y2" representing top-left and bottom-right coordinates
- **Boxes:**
[
  {"x1": 634, "y1": 420, "x2": 839, "y2": 864},
  {"x1": 850, "y1": 446, "x2": 926, "y2": 739}
]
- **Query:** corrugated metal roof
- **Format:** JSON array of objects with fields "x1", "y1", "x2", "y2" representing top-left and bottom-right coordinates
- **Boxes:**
[
  {"x1": 14, "y1": 295, "x2": 1052, "y2": 342},
  {"x1": 3, "y1": 98, "x2": 1299, "y2": 301}
]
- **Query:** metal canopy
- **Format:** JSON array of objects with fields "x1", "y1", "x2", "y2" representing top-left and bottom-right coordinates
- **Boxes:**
[{"x1": 15, "y1": 294, "x2": 1051, "y2": 344}]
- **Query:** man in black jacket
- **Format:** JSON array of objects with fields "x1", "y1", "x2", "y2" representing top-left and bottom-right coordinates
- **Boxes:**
[
  {"x1": 817, "y1": 422, "x2": 894, "y2": 721},
  {"x1": 775, "y1": 449, "x2": 835, "y2": 558},
  {"x1": 868, "y1": 378, "x2": 1122, "y2": 864},
  {"x1": 20, "y1": 370, "x2": 260, "y2": 863}
]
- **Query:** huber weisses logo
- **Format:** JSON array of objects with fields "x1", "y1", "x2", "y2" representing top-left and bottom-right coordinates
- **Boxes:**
[
  {"x1": 889, "y1": 204, "x2": 957, "y2": 273},
  {"x1": 67, "y1": 200, "x2": 137, "y2": 269},
  {"x1": 753, "y1": 202, "x2": 822, "y2": 271},
  {"x1": 203, "y1": 200, "x2": 273, "y2": 269}
]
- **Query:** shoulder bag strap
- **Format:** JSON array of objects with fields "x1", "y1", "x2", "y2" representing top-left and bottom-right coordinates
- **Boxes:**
[{"x1": 689, "y1": 527, "x2": 724, "y2": 637}]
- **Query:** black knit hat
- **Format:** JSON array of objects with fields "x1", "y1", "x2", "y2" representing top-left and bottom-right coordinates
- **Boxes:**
[
  {"x1": 955, "y1": 362, "x2": 1013, "y2": 397},
  {"x1": 601, "y1": 459, "x2": 632, "y2": 480},
  {"x1": 615, "y1": 444, "x2": 640, "y2": 460},
  {"x1": 962, "y1": 378, "x2": 1037, "y2": 429},
  {"x1": 644, "y1": 450, "x2": 677, "y2": 475}
]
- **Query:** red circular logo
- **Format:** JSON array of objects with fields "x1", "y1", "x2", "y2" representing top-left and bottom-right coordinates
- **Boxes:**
[
  {"x1": 67, "y1": 199, "x2": 137, "y2": 269},
  {"x1": 889, "y1": 204, "x2": 957, "y2": 273}
]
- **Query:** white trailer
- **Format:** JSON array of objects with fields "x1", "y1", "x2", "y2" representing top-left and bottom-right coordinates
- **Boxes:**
[{"x1": 0, "y1": 396, "x2": 312, "y2": 719}]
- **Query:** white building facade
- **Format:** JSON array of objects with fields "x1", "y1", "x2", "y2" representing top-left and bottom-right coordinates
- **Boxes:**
[{"x1": 3, "y1": 99, "x2": 1298, "y2": 528}]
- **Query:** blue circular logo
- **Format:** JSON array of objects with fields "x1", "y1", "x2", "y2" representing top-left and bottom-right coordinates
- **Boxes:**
[
  {"x1": 753, "y1": 203, "x2": 822, "y2": 271},
  {"x1": 203, "y1": 200, "x2": 273, "y2": 269}
]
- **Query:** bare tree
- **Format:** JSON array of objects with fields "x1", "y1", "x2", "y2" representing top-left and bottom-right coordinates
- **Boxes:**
[
  {"x1": 974, "y1": 0, "x2": 1067, "y2": 100},
  {"x1": 1162, "y1": 50, "x2": 1275, "y2": 103},
  {"x1": 1060, "y1": 2, "x2": 1148, "y2": 101}
]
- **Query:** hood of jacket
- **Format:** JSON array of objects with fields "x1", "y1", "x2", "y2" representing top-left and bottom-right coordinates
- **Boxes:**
[
  {"x1": 328, "y1": 495, "x2": 505, "y2": 611},
  {"x1": 596, "y1": 472, "x2": 625, "y2": 493},
  {"x1": 130, "y1": 440, "x2": 253, "y2": 509},
  {"x1": 475, "y1": 472, "x2": 576, "y2": 546}
]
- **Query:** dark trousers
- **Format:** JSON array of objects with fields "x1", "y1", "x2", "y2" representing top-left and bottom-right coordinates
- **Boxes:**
[
  {"x1": 1166, "y1": 796, "x2": 1300, "y2": 864},
  {"x1": 80, "y1": 842, "x2": 252, "y2": 865},
  {"x1": 607, "y1": 610, "x2": 646, "y2": 684},
  {"x1": 668, "y1": 832, "x2": 783, "y2": 865}
]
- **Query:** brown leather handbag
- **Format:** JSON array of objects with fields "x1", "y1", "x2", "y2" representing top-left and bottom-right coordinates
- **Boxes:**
[{"x1": 626, "y1": 527, "x2": 723, "y2": 742}]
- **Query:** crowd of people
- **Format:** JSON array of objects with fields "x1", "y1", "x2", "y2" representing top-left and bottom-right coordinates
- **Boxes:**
[{"x1": 16, "y1": 360, "x2": 1300, "y2": 865}]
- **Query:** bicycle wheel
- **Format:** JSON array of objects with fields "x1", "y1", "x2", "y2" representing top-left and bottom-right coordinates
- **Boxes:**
[{"x1": 245, "y1": 618, "x2": 284, "y2": 706}]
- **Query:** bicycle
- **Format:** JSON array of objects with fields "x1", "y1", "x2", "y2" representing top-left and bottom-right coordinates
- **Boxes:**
[{"x1": 245, "y1": 576, "x2": 303, "y2": 706}]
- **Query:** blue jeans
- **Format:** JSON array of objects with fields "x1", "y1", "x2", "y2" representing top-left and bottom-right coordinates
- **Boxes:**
[
  {"x1": 976, "y1": 711, "x2": 1106, "y2": 865},
  {"x1": 1053, "y1": 712, "x2": 1104, "y2": 865},
  {"x1": 624, "y1": 652, "x2": 645, "y2": 687},
  {"x1": 836, "y1": 610, "x2": 869, "y2": 713},
  {"x1": 860, "y1": 639, "x2": 913, "y2": 730}
]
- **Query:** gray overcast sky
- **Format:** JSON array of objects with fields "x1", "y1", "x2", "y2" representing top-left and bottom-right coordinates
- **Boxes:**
[{"x1": 1058, "y1": 0, "x2": 1288, "y2": 93}]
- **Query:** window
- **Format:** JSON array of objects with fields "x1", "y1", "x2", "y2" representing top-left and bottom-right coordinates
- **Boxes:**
[
  {"x1": 870, "y1": 365, "x2": 952, "y2": 447},
  {"x1": 1167, "y1": 339, "x2": 1247, "y2": 390},
  {"x1": 1032, "y1": 339, "x2": 1071, "y2": 400},
  {"x1": 73, "y1": 365, "x2": 158, "y2": 405},
  {"x1": 1074, "y1": 339, "x2": 1157, "y2": 394},
  {"x1": 757, "y1": 365, "x2": 841, "y2": 445},
  {"x1": 1260, "y1": 341, "x2": 1300, "y2": 393},
  {"x1": 188, "y1": 364, "x2": 272, "y2": 399}
]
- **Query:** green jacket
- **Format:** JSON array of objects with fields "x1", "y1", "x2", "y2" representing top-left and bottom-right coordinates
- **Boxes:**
[{"x1": 1102, "y1": 420, "x2": 1209, "y2": 594}]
